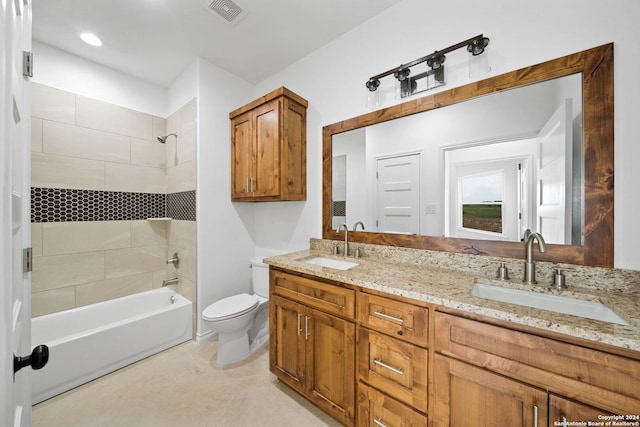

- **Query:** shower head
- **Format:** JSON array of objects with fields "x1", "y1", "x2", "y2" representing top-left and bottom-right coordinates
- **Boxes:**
[{"x1": 157, "y1": 132, "x2": 177, "y2": 143}]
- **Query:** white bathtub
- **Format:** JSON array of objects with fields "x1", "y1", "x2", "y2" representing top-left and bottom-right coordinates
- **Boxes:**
[{"x1": 31, "y1": 288, "x2": 192, "y2": 404}]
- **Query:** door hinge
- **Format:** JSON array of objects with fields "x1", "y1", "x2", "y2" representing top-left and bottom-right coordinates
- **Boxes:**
[
  {"x1": 23, "y1": 51, "x2": 33, "y2": 78},
  {"x1": 23, "y1": 247, "x2": 32, "y2": 272}
]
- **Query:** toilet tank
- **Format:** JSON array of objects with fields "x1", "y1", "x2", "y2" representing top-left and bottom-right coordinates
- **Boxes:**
[{"x1": 250, "y1": 257, "x2": 270, "y2": 297}]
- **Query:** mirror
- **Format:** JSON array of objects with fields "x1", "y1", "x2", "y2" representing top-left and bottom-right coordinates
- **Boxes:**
[
  {"x1": 323, "y1": 44, "x2": 613, "y2": 267},
  {"x1": 332, "y1": 74, "x2": 583, "y2": 245}
]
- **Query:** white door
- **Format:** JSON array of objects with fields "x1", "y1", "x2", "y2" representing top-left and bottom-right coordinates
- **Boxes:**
[
  {"x1": 1, "y1": 1, "x2": 36, "y2": 426},
  {"x1": 376, "y1": 154, "x2": 420, "y2": 234},
  {"x1": 536, "y1": 99, "x2": 573, "y2": 244}
]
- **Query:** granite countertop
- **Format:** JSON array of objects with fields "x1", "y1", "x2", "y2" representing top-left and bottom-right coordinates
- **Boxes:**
[{"x1": 264, "y1": 249, "x2": 640, "y2": 352}]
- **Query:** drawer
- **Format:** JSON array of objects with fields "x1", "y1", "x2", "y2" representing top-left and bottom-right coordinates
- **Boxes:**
[
  {"x1": 358, "y1": 328, "x2": 428, "y2": 413},
  {"x1": 271, "y1": 270, "x2": 355, "y2": 319},
  {"x1": 357, "y1": 383, "x2": 427, "y2": 427},
  {"x1": 434, "y1": 312, "x2": 640, "y2": 414},
  {"x1": 358, "y1": 293, "x2": 428, "y2": 346}
]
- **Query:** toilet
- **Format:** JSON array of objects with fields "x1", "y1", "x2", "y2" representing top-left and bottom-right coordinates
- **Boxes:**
[{"x1": 202, "y1": 257, "x2": 270, "y2": 365}]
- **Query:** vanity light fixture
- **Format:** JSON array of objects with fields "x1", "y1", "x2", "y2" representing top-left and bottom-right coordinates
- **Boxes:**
[{"x1": 365, "y1": 34, "x2": 490, "y2": 102}]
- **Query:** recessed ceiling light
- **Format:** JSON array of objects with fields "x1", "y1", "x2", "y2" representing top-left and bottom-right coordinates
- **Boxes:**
[{"x1": 80, "y1": 32, "x2": 102, "y2": 47}]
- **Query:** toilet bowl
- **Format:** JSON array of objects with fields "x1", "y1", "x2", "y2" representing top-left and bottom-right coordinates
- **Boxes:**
[{"x1": 202, "y1": 257, "x2": 270, "y2": 365}]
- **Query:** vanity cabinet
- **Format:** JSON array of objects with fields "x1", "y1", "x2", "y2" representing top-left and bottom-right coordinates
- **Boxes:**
[
  {"x1": 433, "y1": 312, "x2": 640, "y2": 425},
  {"x1": 230, "y1": 87, "x2": 307, "y2": 202},
  {"x1": 357, "y1": 292, "x2": 429, "y2": 425},
  {"x1": 269, "y1": 270, "x2": 356, "y2": 426},
  {"x1": 433, "y1": 354, "x2": 547, "y2": 426}
]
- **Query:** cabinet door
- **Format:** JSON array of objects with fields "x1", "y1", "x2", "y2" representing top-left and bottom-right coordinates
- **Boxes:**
[
  {"x1": 306, "y1": 308, "x2": 356, "y2": 426},
  {"x1": 231, "y1": 111, "x2": 253, "y2": 199},
  {"x1": 270, "y1": 295, "x2": 306, "y2": 394},
  {"x1": 433, "y1": 355, "x2": 547, "y2": 427},
  {"x1": 550, "y1": 394, "x2": 615, "y2": 426},
  {"x1": 253, "y1": 99, "x2": 280, "y2": 197}
]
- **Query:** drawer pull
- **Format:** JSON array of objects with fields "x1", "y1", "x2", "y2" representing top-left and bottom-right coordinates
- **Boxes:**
[
  {"x1": 373, "y1": 418, "x2": 389, "y2": 427},
  {"x1": 373, "y1": 311, "x2": 404, "y2": 324},
  {"x1": 373, "y1": 358, "x2": 404, "y2": 375}
]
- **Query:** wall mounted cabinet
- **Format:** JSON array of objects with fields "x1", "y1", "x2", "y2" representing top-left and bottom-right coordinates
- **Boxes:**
[{"x1": 230, "y1": 87, "x2": 307, "y2": 202}]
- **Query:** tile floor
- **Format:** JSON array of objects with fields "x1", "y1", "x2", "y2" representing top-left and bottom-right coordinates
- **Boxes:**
[{"x1": 32, "y1": 340, "x2": 342, "y2": 427}]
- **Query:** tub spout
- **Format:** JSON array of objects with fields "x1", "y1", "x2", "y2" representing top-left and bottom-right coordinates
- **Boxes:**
[{"x1": 162, "y1": 278, "x2": 179, "y2": 287}]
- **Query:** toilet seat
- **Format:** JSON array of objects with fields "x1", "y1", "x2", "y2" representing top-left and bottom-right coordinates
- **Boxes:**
[{"x1": 203, "y1": 293, "x2": 259, "y2": 322}]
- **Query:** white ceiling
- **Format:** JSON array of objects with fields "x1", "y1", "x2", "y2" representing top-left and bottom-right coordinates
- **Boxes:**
[{"x1": 32, "y1": 0, "x2": 402, "y2": 87}]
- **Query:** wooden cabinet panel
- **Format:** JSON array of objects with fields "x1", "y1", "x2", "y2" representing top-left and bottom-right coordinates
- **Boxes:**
[
  {"x1": 270, "y1": 295, "x2": 305, "y2": 394},
  {"x1": 434, "y1": 312, "x2": 640, "y2": 414},
  {"x1": 270, "y1": 270, "x2": 355, "y2": 426},
  {"x1": 253, "y1": 100, "x2": 280, "y2": 197},
  {"x1": 358, "y1": 293, "x2": 428, "y2": 346},
  {"x1": 230, "y1": 87, "x2": 307, "y2": 202},
  {"x1": 230, "y1": 112, "x2": 252, "y2": 198},
  {"x1": 433, "y1": 354, "x2": 548, "y2": 427},
  {"x1": 308, "y1": 308, "x2": 356, "y2": 425},
  {"x1": 272, "y1": 270, "x2": 355, "y2": 319},
  {"x1": 550, "y1": 394, "x2": 615, "y2": 426},
  {"x1": 358, "y1": 328, "x2": 428, "y2": 413},
  {"x1": 357, "y1": 383, "x2": 427, "y2": 427},
  {"x1": 282, "y1": 97, "x2": 306, "y2": 198}
]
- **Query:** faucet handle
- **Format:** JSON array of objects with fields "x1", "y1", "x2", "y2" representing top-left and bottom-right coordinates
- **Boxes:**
[
  {"x1": 332, "y1": 242, "x2": 339, "y2": 256},
  {"x1": 492, "y1": 261, "x2": 510, "y2": 280}
]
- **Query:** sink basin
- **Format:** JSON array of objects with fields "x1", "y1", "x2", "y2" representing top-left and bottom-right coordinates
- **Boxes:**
[
  {"x1": 303, "y1": 257, "x2": 359, "y2": 271},
  {"x1": 472, "y1": 283, "x2": 628, "y2": 326}
]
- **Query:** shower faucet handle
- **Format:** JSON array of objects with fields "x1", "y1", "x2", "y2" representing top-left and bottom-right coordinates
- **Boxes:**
[{"x1": 166, "y1": 252, "x2": 180, "y2": 267}]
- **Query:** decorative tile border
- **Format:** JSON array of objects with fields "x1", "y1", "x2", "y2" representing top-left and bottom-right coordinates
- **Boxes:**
[
  {"x1": 31, "y1": 188, "x2": 196, "y2": 222},
  {"x1": 167, "y1": 190, "x2": 196, "y2": 221}
]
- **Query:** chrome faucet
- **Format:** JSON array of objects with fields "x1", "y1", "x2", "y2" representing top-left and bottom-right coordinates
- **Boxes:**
[
  {"x1": 336, "y1": 223, "x2": 349, "y2": 257},
  {"x1": 353, "y1": 221, "x2": 365, "y2": 231},
  {"x1": 524, "y1": 231, "x2": 547, "y2": 284}
]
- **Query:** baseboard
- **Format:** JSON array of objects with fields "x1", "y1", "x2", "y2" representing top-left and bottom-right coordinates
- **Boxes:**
[{"x1": 195, "y1": 329, "x2": 217, "y2": 344}]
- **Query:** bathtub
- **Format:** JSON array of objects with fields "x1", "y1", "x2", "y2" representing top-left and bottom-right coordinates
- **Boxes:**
[{"x1": 31, "y1": 288, "x2": 192, "y2": 404}]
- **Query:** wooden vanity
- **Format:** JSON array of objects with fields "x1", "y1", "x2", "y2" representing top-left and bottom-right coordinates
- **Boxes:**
[{"x1": 266, "y1": 250, "x2": 640, "y2": 427}]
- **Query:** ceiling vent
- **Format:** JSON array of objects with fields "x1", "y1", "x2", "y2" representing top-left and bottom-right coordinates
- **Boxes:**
[{"x1": 204, "y1": 0, "x2": 248, "y2": 25}]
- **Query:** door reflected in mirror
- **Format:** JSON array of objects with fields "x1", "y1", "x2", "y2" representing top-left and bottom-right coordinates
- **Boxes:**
[{"x1": 332, "y1": 73, "x2": 583, "y2": 245}]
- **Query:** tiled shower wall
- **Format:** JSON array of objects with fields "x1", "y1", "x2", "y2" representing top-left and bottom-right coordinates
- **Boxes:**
[{"x1": 30, "y1": 83, "x2": 197, "y2": 321}]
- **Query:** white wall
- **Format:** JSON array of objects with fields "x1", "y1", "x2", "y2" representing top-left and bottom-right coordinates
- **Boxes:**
[
  {"x1": 254, "y1": 0, "x2": 640, "y2": 270},
  {"x1": 33, "y1": 42, "x2": 168, "y2": 117},
  {"x1": 192, "y1": 58, "x2": 256, "y2": 339}
]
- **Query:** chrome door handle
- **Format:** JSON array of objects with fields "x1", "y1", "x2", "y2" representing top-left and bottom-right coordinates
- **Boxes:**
[
  {"x1": 533, "y1": 405, "x2": 539, "y2": 427},
  {"x1": 373, "y1": 311, "x2": 404, "y2": 324},
  {"x1": 373, "y1": 358, "x2": 403, "y2": 375},
  {"x1": 297, "y1": 313, "x2": 302, "y2": 336},
  {"x1": 305, "y1": 316, "x2": 310, "y2": 340}
]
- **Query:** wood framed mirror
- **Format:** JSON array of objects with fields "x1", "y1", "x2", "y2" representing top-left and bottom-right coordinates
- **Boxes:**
[{"x1": 323, "y1": 44, "x2": 613, "y2": 267}]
